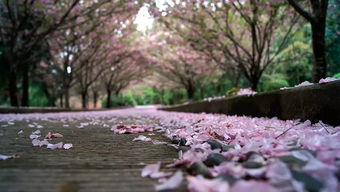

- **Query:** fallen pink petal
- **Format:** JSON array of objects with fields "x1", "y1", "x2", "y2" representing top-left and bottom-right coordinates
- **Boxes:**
[
  {"x1": 45, "y1": 132, "x2": 63, "y2": 139},
  {"x1": 150, "y1": 171, "x2": 173, "y2": 179},
  {"x1": 155, "y1": 171, "x2": 183, "y2": 191},
  {"x1": 141, "y1": 162, "x2": 161, "y2": 177},
  {"x1": 231, "y1": 180, "x2": 278, "y2": 192},
  {"x1": 187, "y1": 176, "x2": 230, "y2": 192}
]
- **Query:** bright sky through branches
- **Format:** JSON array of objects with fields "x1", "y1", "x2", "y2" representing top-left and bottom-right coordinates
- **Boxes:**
[
  {"x1": 135, "y1": 6, "x2": 154, "y2": 31},
  {"x1": 135, "y1": 0, "x2": 170, "y2": 31}
]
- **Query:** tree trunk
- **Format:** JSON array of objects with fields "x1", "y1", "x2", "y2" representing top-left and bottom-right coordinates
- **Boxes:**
[
  {"x1": 59, "y1": 94, "x2": 63, "y2": 107},
  {"x1": 232, "y1": 71, "x2": 241, "y2": 88},
  {"x1": 160, "y1": 88, "x2": 164, "y2": 104},
  {"x1": 106, "y1": 89, "x2": 112, "y2": 108},
  {"x1": 200, "y1": 87, "x2": 204, "y2": 99},
  {"x1": 93, "y1": 91, "x2": 98, "y2": 108},
  {"x1": 81, "y1": 90, "x2": 88, "y2": 109},
  {"x1": 250, "y1": 75, "x2": 260, "y2": 91},
  {"x1": 9, "y1": 69, "x2": 19, "y2": 107},
  {"x1": 21, "y1": 64, "x2": 29, "y2": 106},
  {"x1": 186, "y1": 84, "x2": 195, "y2": 100},
  {"x1": 42, "y1": 85, "x2": 55, "y2": 107},
  {"x1": 64, "y1": 88, "x2": 70, "y2": 108},
  {"x1": 311, "y1": 23, "x2": 327, "y2": 82}
]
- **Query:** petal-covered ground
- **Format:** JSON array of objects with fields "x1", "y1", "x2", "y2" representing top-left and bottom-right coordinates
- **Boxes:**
[{"x1": 0, "y1": 106, "x2": 339, "y2": 192}]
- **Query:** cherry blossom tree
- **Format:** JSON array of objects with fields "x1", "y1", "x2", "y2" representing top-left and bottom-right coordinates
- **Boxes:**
[
  {"x1": 150, "y1": 0, "x2": 301, "y2": 90},
  {"x1": 74, "y1": 38, "x2": 106, "y2": 108},
  {"x1": 71, "y1": 15, "x2": 145, "y2": 108},
  {"x1": 49, "y1": 28, "x2": 83, "y2": 108},
  {"x1": 40, "y1": 1, "x2": 143, "y2": 108},
  {"x1": 0, "y1": 0, "x2": 143, "y2": 106},
  {"x1": 149, "y1": 32, "x2": 216, "y2": 99},
  {"x1": 101, "y1": 34, "x2": 151, "y2": 108},
  {"x1": 286, "y1": 0, "x2": 329, "y2": 82},
  {"x1": 102, "y1": 52, "x2": 149, "y2": 108}
]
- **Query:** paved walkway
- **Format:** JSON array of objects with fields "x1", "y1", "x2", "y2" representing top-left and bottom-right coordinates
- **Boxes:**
[{"x1": 0, "y1": 109, "x2": 186, "y2": 192}]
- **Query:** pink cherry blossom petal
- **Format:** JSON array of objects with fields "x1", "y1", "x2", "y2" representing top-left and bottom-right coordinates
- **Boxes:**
[
  {"x1": 45, "y1": 132, "x2": 63, "y2": 139},
  {"x1": 187, "y1": 176, "x2": 230, "y2": 192},
  {"x1": 155, "y1": 171, "x2": 183, "y2": 191},
  {"x1": 231, "y1": 180, "x2": 278, "y2": 192},
  {"x1": 141, "y1": 162, "x2": 161, "y2": 177}
]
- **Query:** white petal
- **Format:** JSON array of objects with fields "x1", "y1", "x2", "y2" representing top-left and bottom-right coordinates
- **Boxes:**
[
  {"x1": 32, "y1": 139, "x2": 40, "y2": 146},
  {"x1": 29, "y1": 134, "x2": 40, "y2": 140},
  {"x1": 39, "y1": 139, "x2": 50, "y2": 147},
  {"x1": 47, "y1": 142, "x2": 63, "y2": 150},
  {"x1": 63, "y1": 143, "x2": 73, "y2": 149},
  {"x1": 32, "y1": 130, "x2": 41, "y2": 135},
  {"x1": 0, "y1": 154, "x2": 12, "y2": 160},
  {"x1": 133, "y1": 135, "x2": 152, "y2": 142}
]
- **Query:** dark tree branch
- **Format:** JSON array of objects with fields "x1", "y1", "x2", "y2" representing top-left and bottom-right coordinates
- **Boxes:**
[{"x1": 287, "y1": 0, "x2": 314, "y2": 22}]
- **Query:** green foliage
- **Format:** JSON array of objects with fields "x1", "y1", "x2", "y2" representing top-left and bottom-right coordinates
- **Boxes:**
[
  {"x1": 29, "y1": 83, "x2": 49, "y2": 107},
  {"x1": 258, "y1": 72, "x2": 289, "y2": 92},
  {"x1": 102, "y1": 87, "x2": 192, "y2": 107},
  {"x1": 194, "y1": 75, "x2": 233, "y2": 100},
  {"x1": 332, "y1": 73, "x2": 340, "y2": 78},
  {"x1": 226, "y1": 88, "x2": 240, "y2": 97},
  {"x1": 113, "y1": 95, "x2": 135, "y2": 107},
  {"x1": 263, "y1": 79, "x2": 289, "y2": 91},
  {"x1": 276, "y1": 27, "x2": 313, "y2": 86},
  {"x1": 257, "y1": 25, "x2": 312, "y2": 91},
  {"x1": 326, "y1": 0, "x2": 340, "y2": 75}
]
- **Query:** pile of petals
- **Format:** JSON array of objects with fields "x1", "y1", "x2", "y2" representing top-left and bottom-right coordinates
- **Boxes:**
[
  {"x1": 236, "y1": 88, "x2": 257, "y2": 96},
  {"x1": 281, "y1": 77, "x2": 339, "y2": 90},
  {"x1": 152, "y1": 113, "x2": 340, "y2": 192},
  {"x1": 111, "y1": 124, "x2": 153, "y2": 134},
  {"x1": 293, "y1": 81, "x2": 314, "y2": 88},
  {"x1": 30, "y1": 130, "x2": 72, "y2": 150},
  {"x1": 319, "y1": 77, "x2": 339, "y2": 83},
  {"x1": 1, "y1": 106, "x2": 339, "y2": 191}
]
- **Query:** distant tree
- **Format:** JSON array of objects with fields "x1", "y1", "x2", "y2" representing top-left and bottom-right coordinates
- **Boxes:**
[
  {"x1": 74, "y1": 33, "x2": 110, "y2": 108},
  {"x1": 102, "y1": 44, "x2": 150, "y2": 108},
  {"x1": 150, "y1": 0, "x2": 300, "y2": 90},
  {"x1": 49, "y1": 27, "x2": 83, "y2": 108},
  {"x1": 149, "y1": 32, "x2": 216, "y2": 99},
  {"x1": 286, "y1": 0, "x2": 329, "y2": 82}
]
